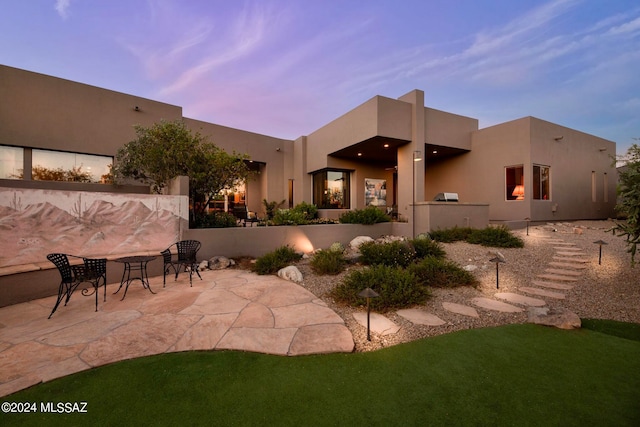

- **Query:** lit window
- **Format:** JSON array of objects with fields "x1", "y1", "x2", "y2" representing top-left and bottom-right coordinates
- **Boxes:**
[
  {"x1": 0, "y1": 145, "x2": 24, "y2": 179},
  {"x1": 506, "y1": 165, "x2": 524, "y2": 200},
  {"x1": 313, "y1": 169, "x2": 350, "y2": 209},
  {"x1": 32, "y1": 149, "x2": 112, "y2": 183},
  {"x1": 533, "y1": 165, "x2": 550, "y2": 200}
]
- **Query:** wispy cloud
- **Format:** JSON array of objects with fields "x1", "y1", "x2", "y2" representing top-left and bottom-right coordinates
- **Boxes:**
[{"x1": 55, "y1": 0, "x2": 71, "y2": 19}]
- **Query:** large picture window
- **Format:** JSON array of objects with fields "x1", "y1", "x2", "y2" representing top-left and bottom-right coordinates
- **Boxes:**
[
  {"x1": 0, "y1": 145, "x2": 24, "y2": 179},
  {"x1": 313, "y1": 169, "x2": 350, "y2": 209},
  {"x1": 31, "y1": 149, "x2": 112, "y2": 183},
  {"x1": 533, "y1": 165, "x2": 550, "y2": 200},
  {"x1": 506, "y1": 165, "x2": 524, "y2": 200}
]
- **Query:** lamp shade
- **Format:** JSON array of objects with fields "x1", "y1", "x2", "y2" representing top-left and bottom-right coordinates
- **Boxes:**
[{"x1": 512, "y1": 185, "x2": 525, "y2": 200}]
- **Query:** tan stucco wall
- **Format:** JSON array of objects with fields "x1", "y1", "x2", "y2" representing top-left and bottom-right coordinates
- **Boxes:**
[{"x1": 425, "y1": 107, "x2": 477, "y2": 151}]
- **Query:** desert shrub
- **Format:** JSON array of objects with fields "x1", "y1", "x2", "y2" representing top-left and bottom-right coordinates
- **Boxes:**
[
  {"x1": 332, "y1": 265, "x2": 430, "y2": 312},
  {"x1": 329, "y1": 242, "x2": 345, "y2": 253},
  {"x1": 310, "y1": 250, "x2": 346, "y2": 275},
  {"x1": 408, "y1": 257, "x2": 478, "y2": 288},
  {"x1": 410, "y1": 237, "x2": 446, "y2": 260},
  {"x1": 262, "y1": 199, "x2": 285, "y2": 220},
  {"x1": 192, "y1": 211, "x2": 238, "y2": 228},
  {"x1": 272, "y1": 209, "x2": 308, "y2": 225},
  {"x1": 467, "y1": 226, "x2": 524, "y2": 248},
  {"x1": 429, "y1": 226, "x2": 474, "y2": 243},
  {"x1": 291, "y1": 201, "x2": 318, "y2": 220},
  {"x1": 339, "y1": 206, "x2": 391, "y2": 225},
  {"x1": 358, "y1": 240, "x2": 416, "y2": 268},
  {"x1": 252, "y1": 245, "x2": 302, "y2": 275}
]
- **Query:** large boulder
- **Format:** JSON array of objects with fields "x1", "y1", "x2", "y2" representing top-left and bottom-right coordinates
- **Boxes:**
[
  {"x1": 209, "y1": 256, "x2": 232, "y2": 270},
  {"x1": 527, "y1": 307, "x2": 581, "y2": 330},
  {"x1": 349, "y1": 236, "x2": 374, "y2": 250},
  {"x1": 277, "y1": 265, "x2": 303, "y2": 283}
]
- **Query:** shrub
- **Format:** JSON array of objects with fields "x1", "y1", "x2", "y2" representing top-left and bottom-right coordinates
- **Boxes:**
[
  {"x1": 192, "y1": 211, "x2": 238, "y2": 228},
  {"x1": 332, "y1": 265, "x2": 430, "y2": 312},
  {"x1": 358, "y1": 240, "x2": 416, "y2": 268},
  {"x1": 410, "y1": 237, "x2": 446, "y2": 260},
  {"x1": 339, "y1": 206, "x2": 391, "y2": 225},
  {"x1": 262, "y1": 199, "x2": 285, "y2": 220},
  {"x1": 467, "y1": 226, "x2": 524, "y2": 248},
  {"x1": 272, "y1": 209, "x2": 308, "y2": 225},
  {"x1": 408, "y1": 257, "x2": 478, "y2": 288},
  {"x1": 310, "y1": 250, "x2": 347, "y2": 275},
  {"x1": 291, "y1": 201, "x2": 318, "y2": 220},
  {"x1": 251, "y1": 245, "x2": 302, "y2": 275},
  {"x1": 329, "y1": 242, "x2": 345, "y2": 253},
  {"x1": 429, "y1": 226, "x2": 474, "y2": 243}
]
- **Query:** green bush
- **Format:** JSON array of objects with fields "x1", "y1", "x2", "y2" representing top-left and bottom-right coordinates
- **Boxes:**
[
  {"x1": 192, "y1": 211, "x2": 238, "y2": 228},
  {"x1": 408, "y1": 257, "x2": 478, "y2": 288},
  {"x1": 429, "y1": 226, "x2": 474, "y2": 243},
  {"x1": 272, "y1": 209, "x2": 308, "y2": 225},
  {"x1": 339, "y1": 206, "x2": 391, "y2": 225},
  {"x1": 291, "y1": 201, "x2": 318, "y2": 220},
  {"x1": 410, "y1": 237, "x2": 446, "y2": 260},
  {"x1": 310, "y1": 250, "x2": 347, "y2": 275},
  {"x1": 251, "y1": 245, "x2": 302, "y2": 275},
  {"x1": 332, "y1": 265, "x2": 430, "y2": 311},
  {"x1": 467, "y1": 226, "x2": 524, "y2": 248},
  {"x1": 358, "y1": 240, "x2": 416, "y2": 268}
]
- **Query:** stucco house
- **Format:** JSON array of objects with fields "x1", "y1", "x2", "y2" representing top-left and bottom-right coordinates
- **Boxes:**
[{"x1": 0, "y1": 64, "x2": 617, "y2": 236}]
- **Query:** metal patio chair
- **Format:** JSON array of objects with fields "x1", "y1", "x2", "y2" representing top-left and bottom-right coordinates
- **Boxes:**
[{"x1": 161, "y1": 240, "x2": 202, "y2": 287}]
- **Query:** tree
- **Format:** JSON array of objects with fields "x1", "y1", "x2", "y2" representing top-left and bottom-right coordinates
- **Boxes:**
[
  {"x1": 113, "y1": 120, "x2": 252, "y2": 223},
  {"x1": 609, "y1": 143, "x2": 640, "y2": 265}
]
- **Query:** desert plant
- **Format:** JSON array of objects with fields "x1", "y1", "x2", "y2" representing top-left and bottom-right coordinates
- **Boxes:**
[
  {"x1": 408, "y1": 257, "x2": 478, "y2": 288},
  {"x1": 251, "y1": 245, "x2": 302, "y2": 275},
  {"x1": 339, "y1": 206, "x2": 391, "y2": 225},
  {"x1": 262, "y1": 199, "x2": 285, "y2": 220},
  {"x1": 310, "y1": 250, "x2": 347, "y2": 275},
  {"x1": 329, "y1": 242, "x2": 345, "y2": 253},
  {"x1": 291, "y1": 201, "x2": 318, "y2": 220},
  {"x1": 358, "y1": 240, "x2": 416, "y2": 268},
  {"x1": 332, "y1": 265, "x2": 430, "y2": 311},
  {"x1": 467, "y1": 226, "x2": 524, "y2": 248},
  {"x1": 272, "y1": 209, "x2": 308, "y2": 225},
  {"x1": 410, "y1": 237, "x2": 446, "y2": 260},
  {"x1": 193, "y1": 211, "x2": 238, "y2": 228},
  {"x1": 429, "y1": 226, "x2": 474, "y2": 243}
]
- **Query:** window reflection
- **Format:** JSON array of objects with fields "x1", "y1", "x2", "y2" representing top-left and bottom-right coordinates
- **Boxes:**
[
  {"x1": 0, "y1": 146, "x2": 24, "y2": 179},
  {"x1": 313, "y1": 170, "x2": 350, "y2": 209}
]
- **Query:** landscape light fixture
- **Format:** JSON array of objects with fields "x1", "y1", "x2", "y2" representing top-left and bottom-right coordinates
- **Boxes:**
[
  {"x1": 358, "y1": 287, "x2": 379, "y2": 341},
  {"x1": 524, "y1": 217, "x2": 531, "y2": 236},
  {"x1": 489, "y1": 256, "x2": 506, "y2": 289},
  {"x1": 593, "y1": 240, "x2": 608, "y2": 265}
]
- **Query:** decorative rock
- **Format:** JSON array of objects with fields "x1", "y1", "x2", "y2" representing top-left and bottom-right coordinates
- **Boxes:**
[
  {"x1": 375, "y1": 235, "x2": 407, "y2": 244},
  {"x1": 495, "y1": 292, "x2": 546, "y2": 307},
  {"x1": 442, "y1": 302, "x2": 479, "y2": 318},
  {"x1": 208, "y1": 256, "x2": 231, "y2": 270},
  {"x1": 349, "y1": 236, "x2": 374, "y2": 250},
  {"x1": 463, "y1": 265, "x2": 478, "y2": 272},
  {"x1": 527, "y1": 307, "x2": 581, "y2": 330},
  {"x1": 353, "y1": 312, "x2": 400, "y2": 335},
  {"x1": 277, "y1": 265, "x2": 303, "y2": 283},
  {"x1": 471, "y1": 297, "x2": 524, "y2": 313},
  {"x1": 199, "y1": 260, "x2": 209, "y2": 270},
  {"x1": 396, "y1": 309, "x2": 446, "y2": 326}
]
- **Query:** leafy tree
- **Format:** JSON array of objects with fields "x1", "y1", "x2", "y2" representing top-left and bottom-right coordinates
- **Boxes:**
[
  {"x1": 113, "y1": 119, "x2": 252, "y2": 223},
  {"x1": 609, "y1": 143, "x2": 640, "y2": 265}
]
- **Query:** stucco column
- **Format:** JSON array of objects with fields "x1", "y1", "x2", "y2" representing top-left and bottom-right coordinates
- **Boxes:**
[{"x1": 397, "y1": 90, "x2": 426, "y2": 237}]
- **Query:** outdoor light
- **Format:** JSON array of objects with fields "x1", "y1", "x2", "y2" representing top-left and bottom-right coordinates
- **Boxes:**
[
  {"x1": 525, "y1": 217, "x2": 531, "y2": 236},
  {"x1": 593, "y1": 239, "x2": 608, "y2": 265},
  {"x1": 489, "y1": 256, "x2": 506, "y2": 289},
  {"x1": 413, "y1": 150, "x2": 422, "y2": 162},
  {"x1": 358, "y1": 287, "x2": 380, "y2": 341}
]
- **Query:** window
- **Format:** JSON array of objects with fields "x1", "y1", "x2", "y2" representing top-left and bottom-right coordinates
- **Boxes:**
[
  {"x1": 0, "y1": 145, "x2": 24, "y2": 179},
  {"x1": 31, "y1": 149, "x2": 112, "y2": 183},
  {"x1": 506, "y1": 165, "x2": 524, "y2": 201},
  {"x1": 313, "y1": 169, "x2": 350, "y2": 209},
  {"x1": 533, "y1": 165, "x2": 550, "y2": 200}
]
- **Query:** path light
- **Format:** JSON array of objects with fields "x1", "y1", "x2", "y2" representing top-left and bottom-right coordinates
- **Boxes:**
[
  {"x1": 593, "y1": 239, "x2": 608, "y2": 265},
  {"x1": 525, "y1": 217, "x2": 530, "y2": 236},
  {"x1": 489, "y1": 257, "x2": 506, "y2": 289},
  {"x1": 358, "y1": 287, "x2": 380, "y2": 341}
]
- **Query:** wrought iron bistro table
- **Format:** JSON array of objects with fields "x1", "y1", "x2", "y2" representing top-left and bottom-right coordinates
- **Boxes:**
[{"x1": 113, "y1": 255, "x2": 157, "y2": 300}]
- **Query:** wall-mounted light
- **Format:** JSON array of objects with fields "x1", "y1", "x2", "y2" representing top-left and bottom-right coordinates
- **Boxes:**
[
  {"x1": 413, "y1": 150, "x2": 422, "y2": 162},
  {"x1": 553, "y1": 136, "x2": 563, "y2": 141},
  {"x1": 599, "y1": 148, "x2": 607, "y2": 152},
  {"x1": 134, "y1": 106, "x2": 140, "y2": 112}
]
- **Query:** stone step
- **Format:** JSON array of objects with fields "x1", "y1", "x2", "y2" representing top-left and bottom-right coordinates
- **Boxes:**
[
  {"x1": 396, "y1": 309, "x2": 446, "y2": 326},
  {"x1": 551, "y1": 242, "x2": 577, "y2": 246},
  {"x1": 548, "y1": 262, "x2": 588, "y2": 270},
  {"x1": 556, "y1": 251, "x2": 588, "y2": 257},
  {"x1": 537, "y1": 274, "x2": 579, "y2": 282},
  {"x1": 471, "y1": 297, "x2": 524, "y2": 313},
  {"x1": 554, "y1": 247, "x2": 583, "y2": 252},
  {"x1": 531, "y1": 280, "x2": 574, "y2": 290},
  {"x1": 520, "y1": 287, "x2": 565, "y2": 299},
  {"x1": 442, "y1": 302, "x2": 479, "y2": 318},
  {"x1": 545, "y1": 268, "x2": 583, "y2": 277},
  {"x1": 352, "y1": 312, "x2": 400, "y2": 336},
  {"x1": 495, "y1": 292, "x2": 546, "y2": 307},
  {"x1": 553, "y1": 256, "x2": 590, "y2": 263}
]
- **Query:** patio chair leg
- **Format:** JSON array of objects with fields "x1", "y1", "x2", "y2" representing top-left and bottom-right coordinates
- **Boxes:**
[{"x1": 48, "y1": 284, "x2": 66, "y2": 319}]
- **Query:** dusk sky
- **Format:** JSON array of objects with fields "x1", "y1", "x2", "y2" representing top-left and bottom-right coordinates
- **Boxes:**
[{"x1": 2, "y1": 1, "x2": 639, "y2": 155}]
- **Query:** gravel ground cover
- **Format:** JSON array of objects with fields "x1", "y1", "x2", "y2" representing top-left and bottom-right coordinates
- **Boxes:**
[{"x1": 289, "y1": 220, "x2": 640, "y2": 352}]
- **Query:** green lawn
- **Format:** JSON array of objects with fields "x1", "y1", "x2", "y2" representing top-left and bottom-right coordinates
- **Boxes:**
[{"x1": 5, "y1": 322, "x2": 640, "y2": 426}]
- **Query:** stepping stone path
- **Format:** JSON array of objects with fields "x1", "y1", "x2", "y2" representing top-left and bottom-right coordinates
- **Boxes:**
[{"x1": 352, "y1": 231, "x2": 591, "y2": 339}]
